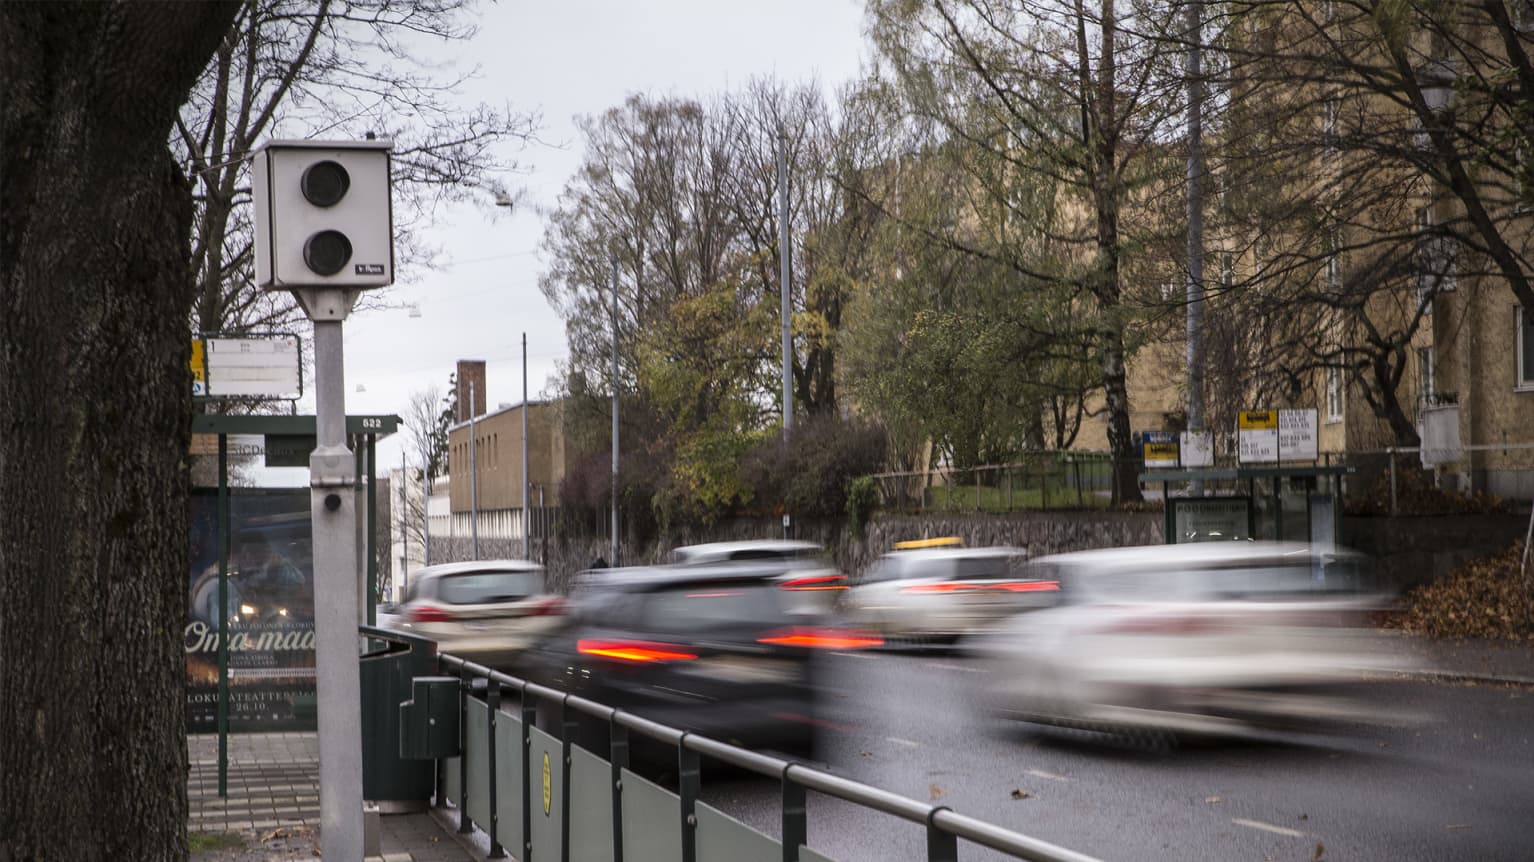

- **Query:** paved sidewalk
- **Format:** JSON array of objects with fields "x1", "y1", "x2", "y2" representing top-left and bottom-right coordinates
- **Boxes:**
[
  {"x1": 188, "y1": 731, "x2": 477, "y2": 861},
  {"x1": 1375, "y1": 629, "x2": 1534, "y2": 685}
]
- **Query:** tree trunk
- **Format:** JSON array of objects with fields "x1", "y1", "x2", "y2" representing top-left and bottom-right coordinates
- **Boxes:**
[{"x1": 0, "y1": 3, "x2": 240, "y2": 859}]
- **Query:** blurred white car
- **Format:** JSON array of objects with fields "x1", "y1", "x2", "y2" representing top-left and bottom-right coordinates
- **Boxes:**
[
  {"x1": 847, "y1": 544, "x2": 1053, "y2": 640},
  {"x1": 382, "y1": 560, "x2": 565, "y2": 671},
  {"x1": 669, "y1": 540, "x2": 846, "y2": 614},
  {"x1": 979, "y1": 542, "x2": 1399, "y2": 741}
]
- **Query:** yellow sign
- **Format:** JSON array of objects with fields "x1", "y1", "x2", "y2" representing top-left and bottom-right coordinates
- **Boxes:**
[
  {"x1": 1237, "y1": 410, "x2": 1277, "y2": 430},
  {"x1": 190, "y1": 339, "x2": 207, "y2": 395},
  {"x1": 1143, "y1": 442, "x2": 1179, "y2": 463},
  {"x1": 541, "y1": 751, "x2": 551, "y2": 816}
]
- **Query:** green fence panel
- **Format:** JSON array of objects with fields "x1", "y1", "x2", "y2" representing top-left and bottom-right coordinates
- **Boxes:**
[
  {"x1": 464, "y1": 698, "x2": 491, "y2": 827},
  {"x1": 697, "y1": 800, "x2": 779, "y2": 862},
  {"x1": 621, "y1": 767, "x2": 682, "y2": 862}
]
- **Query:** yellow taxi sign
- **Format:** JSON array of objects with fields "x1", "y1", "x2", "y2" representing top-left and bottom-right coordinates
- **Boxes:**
[
  {"x1": 1237, "y1": 410, "x2": 1277, "y2": 430},
  {"x1": 894, "y1": 536, "x2": 963, "y2": 550}
]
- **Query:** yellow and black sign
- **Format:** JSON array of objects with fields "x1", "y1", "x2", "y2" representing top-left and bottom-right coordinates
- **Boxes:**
[
  {"x1": 1237, "y1": 410, "x2": 1277, "y2": 430},
  {"x1": 190, "y1": 339, "x2": 207, "y2": 396},
  {"x1": 541, "y1": 751, "x2": 551, "y2": 816}
]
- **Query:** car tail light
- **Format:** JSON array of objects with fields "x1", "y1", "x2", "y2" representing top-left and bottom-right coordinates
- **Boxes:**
[
  {"x1": 900, "y1": 582, "x2": 984, "y2": 594},
  {"x1": 758, "y1": 626, "x2": 884, "y2": 649},
  {"x1": 990, "y1": 580, "x2": 1060, "y2": 593},
  {"x1": 577, "y1": 639, "x2": 698, "y2": 663},
  {"x1": 407, "y1": 604, "x2": 458, "y2": 624},
  {"x1": 900, "y1": 581, "x2": 1059, "y2": 594},
  {"x1": 781, "y1": 574, "x2": 849, "y2": 592},
  {"x1": 532, "y1": 597, "x2": 567, "y2": 616}
]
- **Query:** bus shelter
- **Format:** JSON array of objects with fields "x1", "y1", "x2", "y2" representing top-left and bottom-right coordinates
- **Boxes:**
[
  {"x1": 190, "y1": 412, "x2": 399, "y2": 795},
  {"x1": 1139, "y1": 465, "x2": 1354, "y2": 546}
]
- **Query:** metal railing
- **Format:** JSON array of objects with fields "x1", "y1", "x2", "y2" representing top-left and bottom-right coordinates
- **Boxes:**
[{"x1": 434, "y1": 652, "x2": 1103, "y2": 862}]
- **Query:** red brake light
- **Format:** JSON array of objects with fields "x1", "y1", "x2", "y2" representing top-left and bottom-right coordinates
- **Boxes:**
[
  {"x1": 900, "y1": 582, "x2": 983, "y2": 594},
  {"x1": 577, "y1": 639, "x2": 698, "y2": 663},
  {"x1": 533, "y1": 597, "x2": 568, "y2": 616},
  {"x1": 758, "y1": 626, "x2": 884, "y2": 649},
  {"x1": 781, "y1": 574, "x2": 849, "y2": 592},
  {"x1": 407, "y1": 604, "x2": 458, "y2": 624},
  {"x1": 991, "y1": 580, "x2": 1060, "y2": 593}
]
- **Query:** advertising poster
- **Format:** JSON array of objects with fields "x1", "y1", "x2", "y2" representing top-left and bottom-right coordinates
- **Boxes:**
[
  {"x1": 1141, "y1": 430, "x2": 1180, "y2": 468},
  {"x1": 187, "y1": 489, "x2": 317, "y2": 733},
  {"x1": 1172, "y1": 497, "x2": 1253, "y2": 542}
]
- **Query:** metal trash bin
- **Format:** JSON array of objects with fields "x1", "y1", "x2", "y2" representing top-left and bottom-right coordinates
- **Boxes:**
[{"x1": 359, "y1": 624, "x2": 440, "y2": 809}]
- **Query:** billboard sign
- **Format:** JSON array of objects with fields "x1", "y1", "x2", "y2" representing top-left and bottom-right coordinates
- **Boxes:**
[
  {"x1": 187, "y1": 489, "x2": 316, "y2": 732},
  {"x1": 1171, "y1": 497, "x2": 1253, "y2": 543}
]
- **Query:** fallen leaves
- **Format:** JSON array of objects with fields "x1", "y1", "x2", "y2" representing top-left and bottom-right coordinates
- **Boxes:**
[
  {"x1": 1391, "y1": 540, "x2": 1534, "y2": 641},
  {"x1": 1204, "y1": 796, "x2": 1222, "y2": 804},
  {"x1": 1313, "y1": 841, "x2": 1326, "y2": 861},
  {"x1": 929, "y1": 783, "x2": 944, "y2": 799},
  {"x1": 1444, "y1": 823, "x2": 1473, "y2": 830},
  {"x1": 1010, "y1": 788, "x2": 1032, "y2": 800},
  {"x1": 1348, "y1": 466, "x2": 1513, "y2": 517}
]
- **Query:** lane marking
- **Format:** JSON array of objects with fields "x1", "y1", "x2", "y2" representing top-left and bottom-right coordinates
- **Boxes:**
[
  {"x1": 885, "y1": 736, "x2": 922, "y2": 748},
  {"x1": 1231, "y1": 819, "x2": 1306, "y2": 838},
  {"x1": 830, "y1": 651, "x2": 878, "y2": 659},
  {"x1": 926, "y1": 662, "x2": 985, "y2": 673},
  {"x1": 1027, "y1": 769, "x2": 1070, "y2": 782}
]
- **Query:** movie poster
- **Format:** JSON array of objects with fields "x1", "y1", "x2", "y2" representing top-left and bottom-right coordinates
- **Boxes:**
[{"x1": 186, "y1": 489, "x2": 317, "y2": 732}]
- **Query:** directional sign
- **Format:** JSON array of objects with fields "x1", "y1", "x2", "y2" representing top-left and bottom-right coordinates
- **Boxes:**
[{"x1": 204, "y1": 336, "x2": 302, "y2": 399}]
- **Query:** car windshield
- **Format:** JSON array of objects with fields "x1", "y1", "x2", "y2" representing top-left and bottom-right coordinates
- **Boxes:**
[
  {"x1": 954, "y1": 555, "x2": 1014, "y2": 580},
  {"x1": 437, "y1": 571, "x2": 542, "y2": 604},
  {"x1": 640, "y1": 582, "x2": 791, "y2": 633}
]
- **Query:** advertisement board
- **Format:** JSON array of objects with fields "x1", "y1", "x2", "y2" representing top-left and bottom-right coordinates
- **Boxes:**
[
  {"x1": 187, "y1": 489, "x2": 316, "y2": 732},
  {"x1": 1171, "y1": 497, "x2": 1253, "y2": 542}
]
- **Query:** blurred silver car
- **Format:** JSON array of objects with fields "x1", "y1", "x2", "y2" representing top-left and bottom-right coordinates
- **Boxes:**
[
  {"x1": 847, "y1": 543, "x2": 1052, "y2": 640},
  {"x1": 979, "y1": 542, "x2": 1399, "y2": 741},
  {"x1": 669, "y1": 540, "x2": 846, "y2": 614},
  {"x1": 383, "y1": 560, "x2": 564, "y2": 671}
]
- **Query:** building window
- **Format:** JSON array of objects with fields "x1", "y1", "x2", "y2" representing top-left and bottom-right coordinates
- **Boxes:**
[
  {"x1": 1221, "y1": 252, "x2": 1234, "y2": 289},
  {"x1": 1416, "y1": 207, "x2": 1456, "y2": 309},
  {"x1": 1418, "y1": 347, "x2": 1434, "y2": 405},
  {"x1": 1519, "y1": 307, "x2": 1534, "y2": 391},
  {"x1": 1326, "y1": 367, "x2": 1344, "y2": 422}
]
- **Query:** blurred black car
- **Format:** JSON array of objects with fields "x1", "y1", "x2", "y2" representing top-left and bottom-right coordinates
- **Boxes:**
[{"x1": 522, "y1": 562, "x2": 880, "y2": 761}]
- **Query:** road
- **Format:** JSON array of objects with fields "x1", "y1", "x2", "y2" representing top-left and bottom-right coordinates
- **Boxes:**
[{"x1": 697, "y1": 650, "x2": 1534, "y2": 862}]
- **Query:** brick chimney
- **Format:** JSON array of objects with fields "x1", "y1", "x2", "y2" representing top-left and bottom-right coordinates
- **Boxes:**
[{"x1": 456, "y1": 359, "x2": 486, "y2": 423}]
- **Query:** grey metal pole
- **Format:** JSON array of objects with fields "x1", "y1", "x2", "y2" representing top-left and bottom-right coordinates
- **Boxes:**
[
  {"x1": 400, "y1": 449, "x2": 408, "y2": 600},
  {"x1": 777, "y1": 127, "x2": 793, "y2": 435},
  {"x1": 522, "y1": 332, "x2": 530, "y2": 561},
  {"x1": 421, "y1": 460, "x2": 431, "y2": 567},
  {"x1": 1185, "y1": 0, "x2": 1205, "y2": 496},
  {"x1": 610, "y1": 252, "x2": 621, "y2": 568},
  {"x1": 470, "y1": 379, "x2": 479, "y2": 559},
  {"x1": 309, "y1": 311, "x2": 364, "y2": 861}
]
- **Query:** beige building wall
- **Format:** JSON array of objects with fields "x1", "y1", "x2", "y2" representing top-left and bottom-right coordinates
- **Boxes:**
[{"x1": 447, "y1": 401, "x2": 567, "y2": 514}]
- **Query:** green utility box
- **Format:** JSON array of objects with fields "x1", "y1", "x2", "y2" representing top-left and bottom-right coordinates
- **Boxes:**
[
  {"x1": 359, "y1": 627, "x2": 442, "y2": 805},
  {"x1": 399, "y1": 675, "x2": 461, "y2": 760}
]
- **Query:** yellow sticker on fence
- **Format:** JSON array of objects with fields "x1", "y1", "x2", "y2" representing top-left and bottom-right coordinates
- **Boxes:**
[{"x1": 542, "y1": 751, "x2": 551, "y2": 816}]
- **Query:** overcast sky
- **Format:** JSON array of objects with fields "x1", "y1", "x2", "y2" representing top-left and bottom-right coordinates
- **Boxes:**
[{"x1": 308, "y1": 0, "x2": 871, "y2": 478}]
